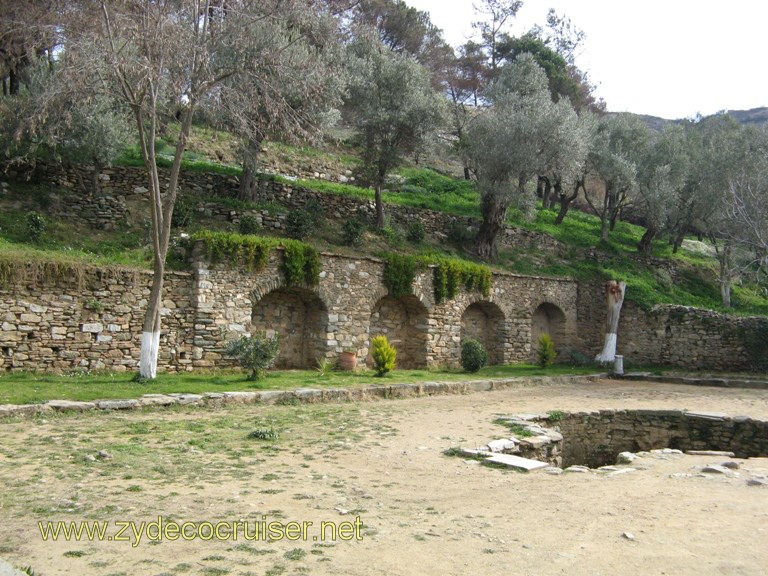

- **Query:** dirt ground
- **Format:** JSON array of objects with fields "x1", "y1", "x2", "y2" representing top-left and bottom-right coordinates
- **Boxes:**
[{"x1": 1, "y1": 378, "x2": 767, "y2": 576}]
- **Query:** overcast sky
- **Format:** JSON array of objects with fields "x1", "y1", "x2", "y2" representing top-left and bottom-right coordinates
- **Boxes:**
[{"x1": 406, "y1": 0, "x2": 768, "y2": 120}]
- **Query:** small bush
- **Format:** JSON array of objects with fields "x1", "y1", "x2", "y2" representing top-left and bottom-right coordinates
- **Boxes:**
[
  {"x1": 247, "y1": 428, "x2": 279, "y2": 440},
  {"x1": 446, "y1": 220, "x2": 474, "y2": 248},
  {"x1": 25, "y1": 211, "x2": 46, "y2": 242},
  {"x1": 562, "y1": 347, "x2": 593, "y2": 367},
  {"x1": 537, "y1": 333, "x2": 557, "y2": 368},
  {"x1": 370, "y1": 335, "x2": 396, "y2": 376},
  {"x1": 304, "y1": 198, "x2": 325, "y2": 225},
  {"x1": 171, "y1": 196, "x2": 195, "y2": 228},
  {"x1": 315, "y1": 357, "x2": 336, "y2": 376},
  {"x1": 406, "y1": 220, "x2": 425, "y2": 243},
  {"x1": 285, "y1": 208, "x2": 314, "y2": 240},
  {"x1": 224, "y1": 332, "x2": 279, "y2": 381},
  {"x1": 238, "y1": 214, "x2": 261, "y2": 235},
  {"x1": 342, "y1": 218, "x2": 365, "y2": 246},
  {"x1": 461, "y1": 339, "x2": 487, "y2": 373}
]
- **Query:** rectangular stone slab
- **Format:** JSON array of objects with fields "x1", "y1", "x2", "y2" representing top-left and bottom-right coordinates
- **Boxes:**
[{"x1": 483, "y1": 453, "x2": 550, "y2": 472}]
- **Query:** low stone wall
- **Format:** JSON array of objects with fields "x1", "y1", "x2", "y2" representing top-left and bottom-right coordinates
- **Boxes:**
[
  {"x1": 575, "y1": 282, "x2": 768, "y2": 371},
  {"x1": 618, "y1": 304, "x2": 768, "y2": 371},
  {"x1": 14, "y1": 162, "x2": 564, "y2": 255},
  {"x1": 556, "y1": 409, "x2": 768, "y2": 467}
]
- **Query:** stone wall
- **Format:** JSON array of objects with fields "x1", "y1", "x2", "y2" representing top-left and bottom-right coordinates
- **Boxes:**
[
  {"x1": 17, "y1": 163, "x2": 564, "y2": 255},
  {"x1": 190, "y1": 250, "x2": 579, "y2": 369},
  {"x1": 556, "y1": 409, "x2": 768, "y2": 467},
  {"x1": 0, "y1": 265, "x2": 195, "y2": 373},
  {"x1": 0, "y1": 252, "x2": 578, "y2": 373},
  {"x1": 574, "y1": 282, "x2": 768, "y2": 371}
]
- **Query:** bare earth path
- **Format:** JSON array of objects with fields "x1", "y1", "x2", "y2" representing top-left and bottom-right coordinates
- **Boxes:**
[{"x1": 1, "y1": 379, "x2": 767, "y2": 576}]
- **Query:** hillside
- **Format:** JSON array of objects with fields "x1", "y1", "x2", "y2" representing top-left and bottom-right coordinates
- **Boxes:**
[
  {"x1": 1, "y1": 125, "x2": 767, "y2": 317},
  {"x1": 618, "y1": 106, "x2": 768, "y2": 132}
]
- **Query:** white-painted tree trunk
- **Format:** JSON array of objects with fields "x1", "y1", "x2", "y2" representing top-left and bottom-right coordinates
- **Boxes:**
[
  {"x1": 595, "y1": 280, "x2": 626, "y2": 363},
  {"x1": 140, "y1": 331, "x2": 161, "y2": 380}
]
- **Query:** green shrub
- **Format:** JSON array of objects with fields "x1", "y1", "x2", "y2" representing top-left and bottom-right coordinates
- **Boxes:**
[
  {"x1": 406, "y1": 220, "x2": 425, "y2": 243},
  {"x1": 446, "y1": 220, "x2": 474, "y2": 248},
  {"x1": 382, "y1": 254, "x2": 419, "y2": 298},
  {"x1": 537, "y1": 333, "x2": 557, "y2": 368},
  {"x1": 171, "y1": 196, "x2": 195, "y2": 228},
  {"x1": 285, "y1": 208, "x2": 314, "y2": 240},
  {"x1": 460, "y1": 339, "x2": 487, "y2": 373},
  {"x1": 238, "y1": 214, "x2": 261, "y2": 235},
  {"x1": 281, "y1": 242, "x2": 321, "y2": 286},
  {"x1": 25, "y1": 212, "x2": 46, "y2": 242},
  {"x1": 370, "y1": 335, "x2": 396, "y2": 376},
  {"x1": 342, "y1": 218, "x2": 365, "y2": 246},
  {"x1": 224, "y1": 333, "x2": 279, "y2": 381},
  {"x1": 304, "y1": 198, "x2": 325, "y2": 225},
  {"x1": 562, "y1": 347, "x2": 593, "y2": 367}
]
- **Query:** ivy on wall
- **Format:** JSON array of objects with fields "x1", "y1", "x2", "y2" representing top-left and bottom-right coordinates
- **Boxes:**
[
  {"x1": 433, "y1": 259, "x2": 491, "y2": 303},
  {"x1": 381, "y1": 253, "x2": 491, "y2": 303},
  {"x1": 191, "y1": 231, "x2": 320, "y2": 286}
]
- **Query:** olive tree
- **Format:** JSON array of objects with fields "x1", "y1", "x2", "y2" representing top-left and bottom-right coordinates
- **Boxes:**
[
  {"x1": 344, "y1": 33, "x2": 446, "y2": 228},
  {"x1": 57, "y1": 0, "x2": 344, "y2": 379},
  {"x1": 585, "y1": 113, "x2": 649, "y2": 242},
  {"x1": 634, "y1": 124, "x2": 690, "y2": 254},
  {"x1": 465, "y1": 53, "x2": 582, "y2": 260}
]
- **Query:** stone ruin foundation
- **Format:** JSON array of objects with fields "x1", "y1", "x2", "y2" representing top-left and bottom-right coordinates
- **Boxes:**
[{"x1": 458, "y1": 409, "x2": 768, "y2": 472}]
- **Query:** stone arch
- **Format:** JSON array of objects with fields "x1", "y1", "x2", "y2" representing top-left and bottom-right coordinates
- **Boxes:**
[
  {"x1": 368, "y1": 295, "x2": 428, "y2": 369},
  {"x1": 531, "y1": 302, "x2": 567, "y2": 360},
  {"x1": 251, "y1": 286, "x2": 329, "y2": 369},
  {"x1": 460, "y1": 301, "x2": 506, "y2": 365}
]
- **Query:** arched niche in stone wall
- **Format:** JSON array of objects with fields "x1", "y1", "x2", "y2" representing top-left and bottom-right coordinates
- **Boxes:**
[
  {"x1": 460, "y1": 301, "x2": 506, "y2": 365},
  {"x1": 251, "y1": 287, "x2": 329, "y2": 369},
  {"x1": 368, "y1": 295, "x2": 429, "y2": 369},
  {"x1": 531, "y1": 302, "x2": 567, "y2": 361}
]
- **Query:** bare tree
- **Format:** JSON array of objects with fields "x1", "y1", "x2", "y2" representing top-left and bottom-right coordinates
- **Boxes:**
[{"x1": 58, "y1": 0, "x2": 344, "y2": 379}]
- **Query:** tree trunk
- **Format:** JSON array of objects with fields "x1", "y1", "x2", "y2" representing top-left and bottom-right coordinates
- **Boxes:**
[
  {"x1": 539, "y1": 176, "x2": 552, "y2": 209},
  {"x1": 136, "y1": 100, "x2": 195, "y2": 380},
  {"x1": 595, "y1": 280, "x2": 626, "y2": 363},
  {"x1": 600, "y1": 216, "x2": 611, "y2": 243},
  {"x1": 238, "y1": 137, "x2": 262, "y2": 201},
  {"x1": 475, "y1": 193, "x2": 507, "y2": 261},
  {"x1": 718, "y1": 242, "x2": 732, "y2": 308},
  {"x1": 554, "y1": 198, "x2": 572, "y2": 225},
  {"x1": 375, "y1": 183, "x2": 385, "y2": 228},
  {"x1": 463, "y1": 165, "x2": 471, "y2": 180},
  {"x1": 638, "y1": 227, "x2": 656, "y2": 255},
  {"x1": 554, "y1": 178, "x2": 581, "y2": 226}
]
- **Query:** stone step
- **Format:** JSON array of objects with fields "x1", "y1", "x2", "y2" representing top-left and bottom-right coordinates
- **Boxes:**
[{"x1": 482, "y1": 453, "x2": 550, "y2": 472}]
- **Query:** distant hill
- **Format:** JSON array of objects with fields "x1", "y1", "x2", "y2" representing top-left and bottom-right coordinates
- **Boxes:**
[{"x1": 611, "y1": 107, "x2": 768, "y2": 132}]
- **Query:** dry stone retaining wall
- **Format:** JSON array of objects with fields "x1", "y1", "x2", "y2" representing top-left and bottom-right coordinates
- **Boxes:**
[{"x1": 16, "y1": 163, "x2": 563, "y2": 254}]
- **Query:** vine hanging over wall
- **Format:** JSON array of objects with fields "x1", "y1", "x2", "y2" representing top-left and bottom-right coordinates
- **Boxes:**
[
  {"x1": 191, "y1": 231, "x2": 320, "y2": 286},
  {"x1": 381, "y1": 252, "x2": 492, "y2": 303},
  {"x1": 432, "y1": 259, "x2": 491, "y2": 303},
  {"x1": 382, "y1": 254, "x2": 421, "y2": 298}
]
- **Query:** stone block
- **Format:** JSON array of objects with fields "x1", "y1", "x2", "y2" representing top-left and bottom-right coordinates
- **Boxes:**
[{"x1": 483, "y1": 453, "x2": 549, "y2": 472}]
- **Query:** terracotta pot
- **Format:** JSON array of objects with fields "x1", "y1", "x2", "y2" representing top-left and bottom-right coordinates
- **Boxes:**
[{"x1": 338, "y1": 351, "x2": 358, "y2": 371}]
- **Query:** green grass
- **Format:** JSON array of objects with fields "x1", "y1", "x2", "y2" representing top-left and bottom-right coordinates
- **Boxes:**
[
  {"x1": 115, "y1": 146, "x2": 242, "y2": 176},
  {"x1": 0, "y1": 364, "x2": 598, "y2": 405}
]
